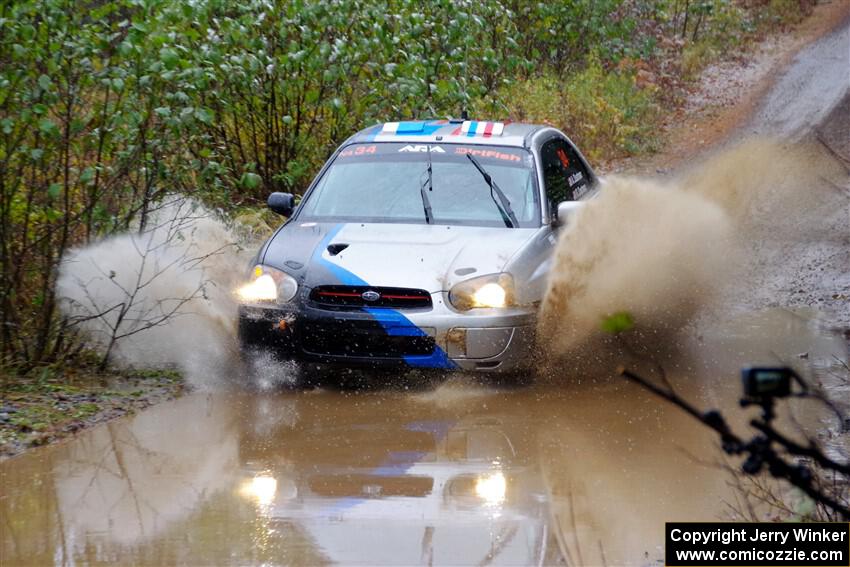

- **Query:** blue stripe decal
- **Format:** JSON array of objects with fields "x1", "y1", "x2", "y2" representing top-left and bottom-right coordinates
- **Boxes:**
[
  {"x1": 313, "y1": 224, "x2": 457, "y2": 370},
  {"x1": 466, "y1": 121, "x2": 478, "y2": 137},
  {"x1": 382, "y1": 121, "x2": 445, "y2": 137},
  {"x1": 363, "y1": 307, "x2": 457, "y2": 369},
  {"x1": 371, "y1": 451, "x2": 428, "y2": 477},
  {"x1": 321, "y1": 420, "x2": 455, "y2": 514},
  {"x1": 404, "y1": 347, "x2": 456, "y2": 368},
  {"x1": 364, "y1": 124, "x2": 382, "y2": 141},
  {"x1": 313, "y1": 224, "x2": 365, "y2": 285},
  {"x1": 396, "y1": 121, "x2": 426, "y2": 134},
  {"x1": 409, "y1": 121, "x2": 446, "y2": 136}
]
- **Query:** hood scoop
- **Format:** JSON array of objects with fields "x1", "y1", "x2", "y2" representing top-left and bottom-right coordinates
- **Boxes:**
[{"x1": 327, "y1": 243, "x2": 349, "y2": 256}]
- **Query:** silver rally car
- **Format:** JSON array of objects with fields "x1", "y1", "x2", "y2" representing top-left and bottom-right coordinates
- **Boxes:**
[{"x1": 237, "y1": 119, "x2": 598, "y2": 377}]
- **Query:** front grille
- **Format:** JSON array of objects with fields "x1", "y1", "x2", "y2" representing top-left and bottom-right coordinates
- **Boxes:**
[
  {"x1": 308, "y1": 474, "x2": 434, "y2": 498},
  {"x1": 301, "y1": 321, "x2": 435, "y2": 357},
  {"x1": 310, "y1": 285, "x2": 432, "y2": 310}
]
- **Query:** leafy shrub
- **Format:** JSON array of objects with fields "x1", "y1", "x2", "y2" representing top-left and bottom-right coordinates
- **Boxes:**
[
  {"x1": 564, "y1": 59, "x2": 660, "y2": 159},
  {"x1": 0, "y1": 0, "x2": 528, "y2": 368},
  {"x1": 482, "y1": 59, "x2": 659, "y2": 162},
  {"x1": 762, "y1": 0, "x2": 815, "y2": 27},
  {"x1": 681, "y1": 40, "x2": 719, "y2": 79},
  {"x1": 0, "y1": 1, "x2": 216, "y2": 367},
  {"x1": 189, "y1": 0, "x2": 526, "y2": 195},
  {"x1": 509, "y1": 0, "x2": 642, "y2": 72},
  {"x1": 663, "y1": 0, "x2": 812, "y2": 78}
]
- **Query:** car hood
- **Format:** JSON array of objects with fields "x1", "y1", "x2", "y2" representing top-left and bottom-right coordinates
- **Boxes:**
[{"x1": 261, "y1": 222, "x2": 538, "y2": 292}]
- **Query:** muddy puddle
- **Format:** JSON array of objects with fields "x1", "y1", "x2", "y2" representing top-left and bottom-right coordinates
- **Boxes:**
[{"x1": 2, "y1": 308, "x2": 845, "y2": 566}]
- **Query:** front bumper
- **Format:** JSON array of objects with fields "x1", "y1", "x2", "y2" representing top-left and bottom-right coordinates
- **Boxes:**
[{"x1": 238, "y1": 299, "x2": 536, "y2": 373}]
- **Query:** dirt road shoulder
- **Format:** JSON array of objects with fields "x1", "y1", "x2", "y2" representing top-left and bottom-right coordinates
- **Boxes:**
[{"x1": 612, "y1": 0, "x2": 850, "y2": 175}]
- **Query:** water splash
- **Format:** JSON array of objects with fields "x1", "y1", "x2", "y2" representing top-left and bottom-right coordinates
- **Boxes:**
[
  {"x1": 57, "y1": 197, "x2": 253, "y2": 388},
  {"x1": 538, "y1": 138, "x2": 839, "y2": 359}
]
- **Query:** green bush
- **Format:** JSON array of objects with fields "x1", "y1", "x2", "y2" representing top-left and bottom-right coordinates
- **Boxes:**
[
  {"x1": 762, "y1": 0, "x2": 813, "y2": 27},
  {"x1": 681, "y1": 40, "x2": 719, "y2": 79},
  {"x1": 663, "y1": 0, "x2": 811, "y2": 77},
  {"x1": 509, "y1": 0, "x2": 642, "y2": 71},
  {"x1": 0, "y1": 0, "x2": 529, "y2": 368},
  {"x1": 481, "y1": 59, "x2": 659, "y2": 162},
  {"x1": 190, "y1": 0, "x2": 526, "y2": 195}
]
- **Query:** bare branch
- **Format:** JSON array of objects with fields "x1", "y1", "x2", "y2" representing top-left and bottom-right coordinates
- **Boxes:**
[{"x1": 619, "y1": 366, "x2": 850, "y2": 520}]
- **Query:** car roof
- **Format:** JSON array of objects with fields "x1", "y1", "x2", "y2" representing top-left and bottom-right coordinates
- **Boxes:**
[{"x1": 345, "y1": 119, "x2": 549, "y2": 148}]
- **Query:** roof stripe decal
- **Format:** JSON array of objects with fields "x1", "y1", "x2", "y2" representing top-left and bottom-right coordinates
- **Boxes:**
[
  {"x1": 461, "y1": 120, "x2": 503, "y2": 137},
  {"x1": 380, "y1": 120, "x2": 444, "y2": 137},
  {"x1": 364, "y1": 124, "x2": 382, "y2": 141}
]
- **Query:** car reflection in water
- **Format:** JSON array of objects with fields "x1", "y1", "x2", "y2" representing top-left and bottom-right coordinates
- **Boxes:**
[{"x1": 235, "y1": 393, "x2": 561, "y2": 566}]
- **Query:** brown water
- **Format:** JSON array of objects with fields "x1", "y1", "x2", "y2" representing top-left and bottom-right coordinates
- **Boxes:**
[{"x1": 2, "y1": 309, "x2": 844, "y2": 566}]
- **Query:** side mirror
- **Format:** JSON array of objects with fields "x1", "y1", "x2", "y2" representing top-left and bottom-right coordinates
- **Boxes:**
[
  {"x1": 267, "y1": 192, "x2": 295, "y2": 217},
  {"x1": 556, "y1": 201, "x2": 583, "y2": 226}
]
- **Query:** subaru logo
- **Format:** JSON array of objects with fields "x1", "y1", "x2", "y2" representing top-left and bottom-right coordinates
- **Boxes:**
[{"x1": 361, "y1": 290, "x2": 381, "y2": 302}]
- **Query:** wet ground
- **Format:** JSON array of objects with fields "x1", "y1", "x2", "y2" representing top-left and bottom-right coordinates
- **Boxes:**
[{"x1": 2, "y1": 310, "x2": 846, "y2": 565}]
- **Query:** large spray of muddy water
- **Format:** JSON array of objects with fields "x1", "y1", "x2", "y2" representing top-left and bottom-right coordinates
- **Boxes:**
[
  {"x1": 56, "y1": 140, "x2": 842, "y2": 386},
  {"x1": 57, "y1": 197, "x2": 253, "y2": 387},
  {"x1": 540, "y1": 138, "x2": 843, "y2": 360}
]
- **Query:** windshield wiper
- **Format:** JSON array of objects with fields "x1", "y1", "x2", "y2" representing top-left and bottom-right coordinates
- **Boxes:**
[
  {"x1": 465, "y1": 153, "x2": 518, "y2": 228},
  {"x1": 419, "y1": 145, "x2": 434, "y2": 224}
]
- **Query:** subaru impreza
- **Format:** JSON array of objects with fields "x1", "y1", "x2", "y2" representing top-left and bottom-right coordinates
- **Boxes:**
[{"x1": 237, "y1": 119, "x2": 598, "y2": 380}]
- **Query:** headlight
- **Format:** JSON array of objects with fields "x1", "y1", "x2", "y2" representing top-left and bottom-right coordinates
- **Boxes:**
[
  {"x1": 448, "y1": 273, "x2": 514, "y2": 311},
  {"x1": 475, "y1": 471, "x2": 506, "y2": 506},
  {"x1": 237, "y1": 265, "x2": 298, "y2": 304},
  {"x1": 239, "y1": 474, "x2": 278, "y2": 506}
]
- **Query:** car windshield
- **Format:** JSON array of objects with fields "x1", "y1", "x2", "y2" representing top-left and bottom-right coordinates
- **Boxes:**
[{"x1": 296, "y1": 142, "x2": 540, "y2": 228}]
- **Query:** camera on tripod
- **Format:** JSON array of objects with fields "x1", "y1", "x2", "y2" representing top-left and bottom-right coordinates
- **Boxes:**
[{"x1": 741, "y1": 366, "x2": 794, "y2": 400}]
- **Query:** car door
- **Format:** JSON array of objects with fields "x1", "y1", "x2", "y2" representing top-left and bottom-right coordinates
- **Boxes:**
[
  {"x1": 539, "y1": 137, "x2": 592, "y2": 223},
  {"x1": 504, "y1": 132, "x2": 596, "y2": 306}
]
